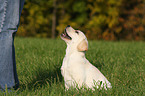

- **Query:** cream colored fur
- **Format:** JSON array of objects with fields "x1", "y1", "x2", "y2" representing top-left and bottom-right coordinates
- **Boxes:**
[{"x1": 61, "y1": 26, "x2": 112, "y2": 90}]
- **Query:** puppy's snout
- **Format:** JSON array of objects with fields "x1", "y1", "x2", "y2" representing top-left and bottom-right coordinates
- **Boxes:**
[
  {"x1": 65, "y1": 25, "x2": 71, "y2": 31},
  {"x1": 66, "y1": 25, "x2": 75, "y2": 32},
  {"x1": 67, "y1": 25, "x2": 71, "y2": 27}
]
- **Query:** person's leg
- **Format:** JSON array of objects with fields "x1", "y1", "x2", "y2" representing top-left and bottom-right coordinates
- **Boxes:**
[{"x1": 0, "y1": 0, "x2": 25, "y2": 90}]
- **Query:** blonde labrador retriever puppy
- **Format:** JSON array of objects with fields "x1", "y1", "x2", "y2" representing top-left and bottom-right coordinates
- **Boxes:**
[{"x1": 60, "y1": 25, "x2": 112, "y2": 90}]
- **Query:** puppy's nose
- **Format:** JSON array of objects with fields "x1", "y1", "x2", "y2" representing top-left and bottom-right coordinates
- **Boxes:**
[{"x1": 67, "y1": 25, "x2": 71, "y2": 27}]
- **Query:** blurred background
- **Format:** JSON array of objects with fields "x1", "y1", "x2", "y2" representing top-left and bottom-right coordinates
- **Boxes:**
[{"x1": 17, "y1": 0, "x2": 145, "y2": 41}]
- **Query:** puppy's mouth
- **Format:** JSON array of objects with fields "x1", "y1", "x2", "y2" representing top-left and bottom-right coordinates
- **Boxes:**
[{"x1": 61, "y1": 29, "x2": 72, "y2": 40}]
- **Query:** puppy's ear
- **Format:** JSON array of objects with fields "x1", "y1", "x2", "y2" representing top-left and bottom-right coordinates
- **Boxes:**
[{"x1": 77, "y1": 39, "x2": 88, "y2": 51}]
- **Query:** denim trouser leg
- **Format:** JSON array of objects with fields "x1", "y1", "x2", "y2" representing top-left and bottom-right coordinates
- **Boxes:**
[{"x1": 0, "y1": 0, "x2": 25, "y2": 90}]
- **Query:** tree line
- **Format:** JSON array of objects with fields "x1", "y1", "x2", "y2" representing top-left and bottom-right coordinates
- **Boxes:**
[{"x1": 17, "y1": 0, "x2": 145, "y2": 40}]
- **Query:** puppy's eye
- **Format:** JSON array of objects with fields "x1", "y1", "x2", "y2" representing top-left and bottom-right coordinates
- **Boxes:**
[{"x1": 75, "y1": 31, "x2": 79, "y2": 34}]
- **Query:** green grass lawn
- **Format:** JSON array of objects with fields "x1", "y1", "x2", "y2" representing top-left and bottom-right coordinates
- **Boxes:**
[{"x1": 0, "y1": 37, "x2": 145, "y2": 96}]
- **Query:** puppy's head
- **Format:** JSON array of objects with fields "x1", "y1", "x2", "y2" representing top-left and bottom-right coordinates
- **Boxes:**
[{"x1": 61, "y1": 25, "x2": 88, "y2": 52}]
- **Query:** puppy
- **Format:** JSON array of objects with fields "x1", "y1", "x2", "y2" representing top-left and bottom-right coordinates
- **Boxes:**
[{"x1": 60, "y1": 25, "x2": 112, "y2": 90}]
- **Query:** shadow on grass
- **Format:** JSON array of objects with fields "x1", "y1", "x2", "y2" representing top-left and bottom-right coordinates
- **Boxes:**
[{"x1": 19, "y1": 66, "x2": 63, "y2": 91}]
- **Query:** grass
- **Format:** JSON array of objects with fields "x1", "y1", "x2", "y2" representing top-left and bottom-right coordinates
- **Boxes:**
[{"x1": 0, "y1": 37, "x2": 145, "y2": 96}]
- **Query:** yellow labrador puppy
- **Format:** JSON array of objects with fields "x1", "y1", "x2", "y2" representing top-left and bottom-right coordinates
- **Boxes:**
[{"x1": 60, "y1": 25, "x2": 112, "y2": 90}]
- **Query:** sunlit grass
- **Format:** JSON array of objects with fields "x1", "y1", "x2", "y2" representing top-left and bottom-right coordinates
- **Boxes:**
[{"x1": 1, "y1": 37, "x2": 144, "y2": 95}]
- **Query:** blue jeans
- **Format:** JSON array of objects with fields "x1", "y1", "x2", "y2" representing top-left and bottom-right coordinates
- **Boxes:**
[{"x1": 0, "y1": 0, "x2": 25, "y2": 90}]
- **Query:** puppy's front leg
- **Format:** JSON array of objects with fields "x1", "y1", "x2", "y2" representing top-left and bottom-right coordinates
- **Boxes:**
[
  {"x1": 65, "y1": 83, "x2": 69, "y2": 90},
  {"x1": 70, "y1": 68, "x2": 86, "y2": 89}
]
